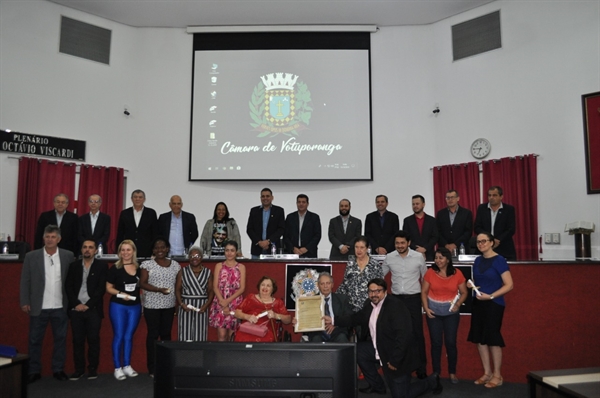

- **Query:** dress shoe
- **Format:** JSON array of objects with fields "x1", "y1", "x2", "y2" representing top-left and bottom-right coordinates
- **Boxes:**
[
  {"x1": 432, "y1": 374, "x2": 443, "y2": 395},
  {"x1": 450, "y1": 374, "x2": 459, "y2": 384},
  {"x1": 53, "y1": 371, "x2": 69, "y2": 381},
  {"x1": 27, "y1": 373, "x2": 41, "y2": 384},
  {"x1": 86, "y1": 370, "x2": 98, "y2": 380},
  {"x1": 69, "y1": 371, "x2": 84, "y2": 380},
  {"x1": 416, "y1": 370, "x2": 427, "y2": 379},
  {"x1": 358, "y1": 386, "x2": 387, "y2": 394}
]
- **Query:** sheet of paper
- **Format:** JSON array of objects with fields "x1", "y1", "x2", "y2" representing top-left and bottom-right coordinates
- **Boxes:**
[{"x1": 294, "y1": 295, "x2": 324, "y2": 333}]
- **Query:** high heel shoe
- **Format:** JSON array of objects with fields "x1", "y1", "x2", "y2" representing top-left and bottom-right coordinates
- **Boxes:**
[
  {"x1": 474, "y1": 374, "x2": 492, "y2": 385},
  {"x1": 485, "y1": 376, "x2": 503, "y2": 388}
]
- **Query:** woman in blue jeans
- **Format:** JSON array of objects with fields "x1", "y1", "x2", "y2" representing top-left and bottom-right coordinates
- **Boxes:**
[
  {"x1": 421, "y1": 248, "x2": 468, "y2": 383},
  {"x1": 106, "y1": 240, "x2": 142, "y2": 381}
]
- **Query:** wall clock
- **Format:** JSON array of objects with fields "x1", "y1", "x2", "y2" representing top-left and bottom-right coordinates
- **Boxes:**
[{"x1": 470, "y1": 138, "x2": 491, "y2": 159}]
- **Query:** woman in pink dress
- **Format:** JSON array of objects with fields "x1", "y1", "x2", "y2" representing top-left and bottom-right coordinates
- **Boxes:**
[{"x1": 209, "y1": 241, "x2": 246, "y2": 341}]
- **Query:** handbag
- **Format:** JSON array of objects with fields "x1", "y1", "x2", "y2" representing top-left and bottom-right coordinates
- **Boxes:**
[{"x1": 238, "y1": 321, "x2": 268, "y2": 337}]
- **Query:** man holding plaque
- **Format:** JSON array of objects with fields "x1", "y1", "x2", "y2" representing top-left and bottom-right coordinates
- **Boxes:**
[
  {"x1": 325, "y1": 278, "x2": 442, "y2": 398},
  {"x1": 303, "y1": 273, "x2": 352, "y2": 342}
]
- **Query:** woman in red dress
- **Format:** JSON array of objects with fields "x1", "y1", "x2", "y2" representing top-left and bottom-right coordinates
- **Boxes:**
[{"x1": 234, "y1": 276, "x2": 291, "y2": 342}]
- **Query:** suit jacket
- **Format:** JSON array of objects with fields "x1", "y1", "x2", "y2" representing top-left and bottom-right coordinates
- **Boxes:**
[
  {"x1": 246, "y1": 205, "x2": 285, "y2": 256},
  {"x1": 35, "y1": 210, "x2": 79, "y2": 254},
  {"x1": 283, "y1": 210, "x2": 322, "y2": 258},
  {"x1": 65, "y1": 259, "x2": 108, "y2": 317},
  {"x1": 116, "y1": 206, "x2": 158, "y2": 258},
  {"x1": 306, "y1": 292, "x2": 353, "y2": 341},
  {"x1": 436, "y1": 206, "x2": 473, "y2": 249},
  {"x1": 364, "y1": 211, "x2": 400, "y2": 253},
  {"x1": 157, "y1": 211, "x2": 199, "y2": 251},
  {"x1": 402, "y1": 214, "x2": 439, "y2": 261},
  {"x1": 328, "y1": 215, "x2": 362, "y2": 260},
  {"x1": 78, "y1": 212, "x2": 111, "y2": 249},
  {"x1": 337, "y1": 294, "x2": 419, "y2": 375},
  {"x1": 20, "y1": 247, "x2": 75, "y2": 316},
  {"x1": 474, "y1": 203, "x2": 516, "y2": 260}
]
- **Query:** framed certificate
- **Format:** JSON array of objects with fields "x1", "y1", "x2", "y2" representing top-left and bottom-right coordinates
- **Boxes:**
[{"x1": 294, "y1": 295, "x2": 325, "y2": 333}]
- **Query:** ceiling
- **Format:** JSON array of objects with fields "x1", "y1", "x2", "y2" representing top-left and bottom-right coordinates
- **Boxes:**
[{"x1": 48, "y1": 0, "x2": 495, "y2": 29}]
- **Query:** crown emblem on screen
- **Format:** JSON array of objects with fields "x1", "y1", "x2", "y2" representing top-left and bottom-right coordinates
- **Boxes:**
[{"x1": 260, "y1": 73, "x2": 299, "y2": 91}]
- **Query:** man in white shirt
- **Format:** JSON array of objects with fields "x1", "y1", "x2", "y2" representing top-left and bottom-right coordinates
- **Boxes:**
[
  {"x1": 20, "y1": 225, "x2": 75, "y2": 383},
  {"x1": 78, "y1": 194, "x2": 111, "y2": 249}
]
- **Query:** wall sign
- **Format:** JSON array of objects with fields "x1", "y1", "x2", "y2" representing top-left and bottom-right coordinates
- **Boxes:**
[
  {"x1": 582, "y1": 92, "x2": 600, "y2": 194},
  {"x1": 0, "y1": 130, "x2": 86, "y2": 161}
]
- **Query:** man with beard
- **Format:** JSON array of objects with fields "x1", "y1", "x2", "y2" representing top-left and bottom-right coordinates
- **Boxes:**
[
  {"x1": 247, "y1": 188, "x2": 285, "y2": 258},
  {"x1": 65, "y1": 240, "x2": 108, "y2": 380},
  {"x1": 328, "y1": 199, "x2": 362, "y2": 260},
  {"x1": 402, "y1": 195, "x2": 438, "y2": 261},
  {"x1": 382, "y1": 230, "x2": 428, "y2": 379}
]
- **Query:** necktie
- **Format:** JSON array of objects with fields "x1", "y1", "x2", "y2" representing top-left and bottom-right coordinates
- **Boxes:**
[{"x1": 322, "y1": 297, "x2": 331, "y2": 341}]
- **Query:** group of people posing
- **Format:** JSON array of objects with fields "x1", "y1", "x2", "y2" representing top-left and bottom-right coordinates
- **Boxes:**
[{"x1": 33, "y1": 184, "x2": 517, "y2": 263}]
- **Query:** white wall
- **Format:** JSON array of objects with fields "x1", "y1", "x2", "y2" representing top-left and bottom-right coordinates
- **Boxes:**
[{"x1": 1, "y1": 0, "x2": 598, "y2": 259}]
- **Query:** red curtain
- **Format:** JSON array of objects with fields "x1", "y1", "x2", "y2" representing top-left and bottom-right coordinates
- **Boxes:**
[
  {"x1": 78, "y1": 165, "x2": 125, "y2": 253},
  {"x1": 432, "y1": 162, "x2": 481, "y2": 215},
  {"x1": 15, "y1": 157, "x2": 76, "y2": 247},
  {"x1": 482, "y1": 154, "x2": 538, "y2": 260}
]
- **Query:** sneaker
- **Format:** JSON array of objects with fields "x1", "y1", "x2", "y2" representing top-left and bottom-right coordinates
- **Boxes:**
[
  {"x1": 69, "y1": 372, "x2": 84, "y2": 381},
  {"x1": 122, "y1": 365, "x2": 138, "y2": 377},
  {"x1": 87, "y1": 370, "x2": 98, "y2": 380},
  {"x1": 114, "y1": 368, "x2": 126, "y2": 381}
]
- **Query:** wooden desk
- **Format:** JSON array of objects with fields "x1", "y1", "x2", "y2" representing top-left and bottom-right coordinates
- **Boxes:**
[
  {"x1": 528, "y1": 367, "x2": 600, "y2": 398},
  {"x1": 0, "y1": 354, "x2": 29, "y2": 398}
]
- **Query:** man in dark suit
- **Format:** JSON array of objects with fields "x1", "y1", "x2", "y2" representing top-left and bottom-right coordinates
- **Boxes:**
[
  {"x1": 328, "y1": 198, "x2": 362, "y2": 260},
  {"x1": 474, "y1": 186, "x2": 516, "y2": 260},
  {"x1": 364, "y1": 195, "x2": 400, "y2": 255},
  {"x1": 304, "y1": 273, "x2": 353, "y2": 342},
  {"x1": 35, "y1": 193, "x2": 78, "y2": 254},
  {"x1": 65, "y1": 239, "x2": 108, "y2": 380},
  {"x1": 157, "y1": 195, "x2": 199, "y2": 256},
  {"x1": 77, "y1": 194, "x2": 111, "y2": 250},
  {"x1": 246, "y1": 188, "x2": 285, "y2": 258},
  {"x1": 326, "y1": 278, "x2": 442, "y2": 397},
  {"x1": 436, "y1": 189, "x2": 473, "y2": 254},
  {"x1": 116, "y1": 189, "x2": 158, "y2": 258},
  {"x1": 284, "y1": 194, "x2": 322, "y2": 258},
  {"x1": 402, "y1": 195, "x2": 438, "y2": 261},
  {"x1": 20, "y1": 225, "x2": 75, "y2": 383}
]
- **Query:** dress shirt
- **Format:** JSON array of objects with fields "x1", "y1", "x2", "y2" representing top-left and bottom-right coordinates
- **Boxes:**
[
  {"x1": 90, "y1": 211, "x2": 99, "y2": 234},
  {"x1": 262, "y1": 207, "x2": 271, "y2": 241},
  {"x1": 342, "y1": 215, "x2": 349, "y2": 234},
  {"x1": 382, "y1": 248, "x2": 426, "y2": 295},
  {"x1": 42, "y1": 249, "x2": 63, "y2": 309},
  {"x1": 298, "y1": 212, "x2": 306, "y2": 246},
  {"x1": 369, "y1": 294, "x2": 387, "y2": 362},
  {"x1": 488, "y1": 203, "x2": 504, "y2": 235},
  {"x1": 56, "y1": 211, "x2": 64, "y2": 227},
  {"x1": 448, "y1": 207, "x2": 457, "y2": 226},
  {"x1": 170, "y1": 213, "x2": 185, "y2": 255},
  {"x1": 134, "y1": 207, "x2": 144, "y2": 227}
]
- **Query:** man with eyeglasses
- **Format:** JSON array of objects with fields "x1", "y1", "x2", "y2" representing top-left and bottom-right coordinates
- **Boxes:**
[
  {"x1": 436, "y1": 189, "x2": 473, "y2": 255},
  {"x1": 35, "y1": 193, "x2": 79, "y2": 254},
  {"x1": 20, "y1": 225, "x2": 75, "y2": 384},
  {"x1": 78, "y1": 194, "x2": 111, "y2": 251},
  {"x1": 474, "y1": 186, "x2": 516, "y2": 260},
  {"x1": 382, "y1": 230, "x2": 428, "y2": 380},
  {"x1": 325, "y1": 278, "x2": 442, "y2": 397}
]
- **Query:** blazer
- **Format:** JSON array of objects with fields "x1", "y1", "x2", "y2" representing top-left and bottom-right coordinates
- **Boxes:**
[
  {"x1": 474, "y1": 203, "x2": 516, "y2": 260},
  {"x1": 35, "y1": 210, "x2": 79, "y2": 254},
  {"x1": 328, "y1": 215, "x2": 362, "y2": 260},
  {"x1": 77, "y1": 212, "x2": 111, "y2": 249},
  {"x1": 337, "y1": 294, "x2": 419, "y2": 375},
  {"x1": 364, "y1": 211, "x2": 400, "y2": 253},
  {"x1": 199, "y1": 218, "x2": 242, "y2": 254},
  {"x1": 436, "y1": 206, "x2": 473, "y2": 249},
  {"x1": 65, "y1": 259, "x2": 108, "y2": 317},
  {"x1": 157, "y1": 211, "x2": 199, "y2": 250},
  {"x1": 246, "y1": 205, "x2": 286, "y2": 256},
  {"x1": 20, "y1": 248, "x2": 75, "y2": 316},
  {"x1": 305, "y1": 292, "x2": 353, "y2": 341},
  {"x1": 402, "y1": 214, "x2": 439, "y2": 261},
  {"x1": 116, "y1": 206, "x2": 158, "y2": 258},
  {"x1": 283, "y1": 210, "x2": 322, "y2": 258}
]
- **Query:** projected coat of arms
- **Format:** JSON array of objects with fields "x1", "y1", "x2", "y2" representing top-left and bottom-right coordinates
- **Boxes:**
[{"x1": 249, "y1": 73, "x2": 312, "y2": 137}]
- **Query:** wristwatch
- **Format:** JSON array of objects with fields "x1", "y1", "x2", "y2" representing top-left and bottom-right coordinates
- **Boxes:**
[{"x1": 490, "y1": 295, "x2": 495, "y2": 300}]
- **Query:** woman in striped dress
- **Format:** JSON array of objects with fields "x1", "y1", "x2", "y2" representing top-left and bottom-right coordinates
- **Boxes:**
[{"x1": 176, "y1": 247, "x2": 214, "y2": 341}]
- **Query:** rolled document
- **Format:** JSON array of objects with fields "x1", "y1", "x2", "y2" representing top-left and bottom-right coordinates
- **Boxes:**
[
  {"x1": 467, "y1": 279, "x2": 482, "y2": 296},
  {"x1": 449, "y1": 292, "x2": 461, "y2": 312},
  {"x1": 187, "y1": 304, "x2": 201, "y2": 312},
  {"x1": 257, "y1": 311, "x2": 268, "y2": 318},
  {"x1": 117, "y1": 293, "x2": 136, "y2": 301}
]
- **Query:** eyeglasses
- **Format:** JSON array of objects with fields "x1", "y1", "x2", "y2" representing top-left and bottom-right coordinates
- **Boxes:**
[
  {"x1": 476, "y1": 239, "x2": 490, "y2": 245},
  {"x1": 445, "y1": 196, "x2": 457, "y2": 200},
  {"x1": 368, "y1": 288, "x2": 384, "y2": 294}
]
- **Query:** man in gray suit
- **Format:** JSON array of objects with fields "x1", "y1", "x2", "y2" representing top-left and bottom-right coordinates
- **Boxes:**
[
  {"x1": 328, "y1": 199, "x2": 362, "y2": 260},
  {"x1": 20, "y1": 225, "x2": 75, "y2": 383}
]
